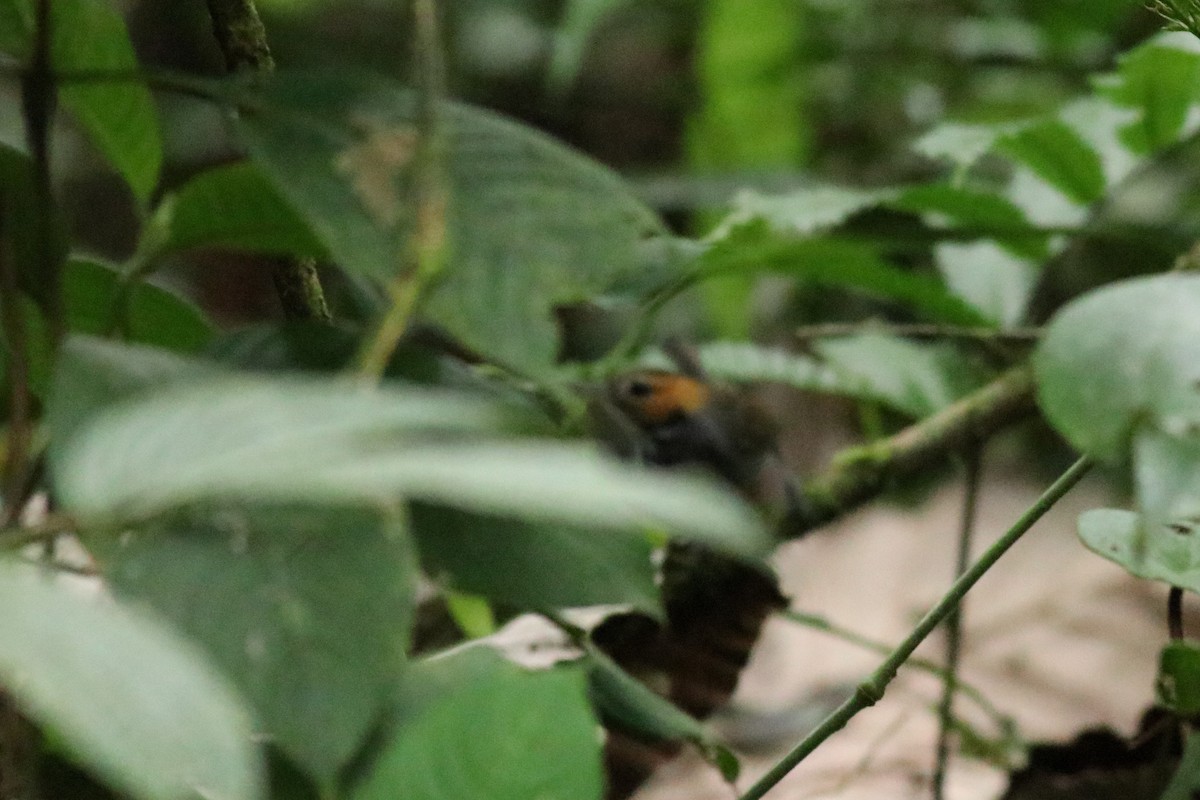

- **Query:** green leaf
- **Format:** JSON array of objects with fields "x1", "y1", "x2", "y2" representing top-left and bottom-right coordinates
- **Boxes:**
[
  {"x1": 355, "y1": 649, "x2": 602, "y2": 800},
  {"x1": 545, "y1": 0, "x2": 634, "y2": 96},
  {"x1": 716, "y1": 185, "x2": 895, "y2": 238},
  {"x1": 1077, "y1": 508, "x2": 1200, "y2": 593},
  {"x1": 1034, "y1": 274, "x2": 1200, "y2": 462},
  {"x1": 0, "y1": 0, "x2": 32, "y2": 55},
  {"x1": 0, "y1": 142, "x2": 68, "y2": 310},
  {"x1": 1134, "y1": 426, "x2": 1200, "y2": 542},
  {"x1": 700, "y1": 233, "x2": 989, "y2": 326},
  {"x1": 159, "y1": 161, "x2": 327, "y2": 259},
  {"x1": 413, "y1": 505, "x2": 661, "y2": 615},
  {"x1": 1096, "y1": 35, "x2": 1200, "y2": 155},
  {"x1": 100, "y1": 503, "x2": 416, "y2": 789},
  {"x1": 912, "y1": 121, "x2": 1016, "y2": 169},
  {"x1": 584, "y1": 647, "x2": 707, "y2": 744},
  {"x1": 46, "y1": 336, "x2": 212, "y2": 464},
  {"x1": 997, "y1": 119, "x2": 1106, "y2": 206},
  {"x1": 933, "y1": 242, "x2": 1039, "y2": 326},
  {"x1": 0, "y1": 559, "x2": 260, "y2": 800},
  {"x1": 239, "y1": 71, "x2": 664, "y2": 372},
  {"x1": 815, "y1": 333, "x2": 982, "y2": 417},
  {"x1": 51, "y1": 377, "x2": 515, "y2": 519},
  {"x1": 890, "y1": 183, "x2": 1048, "y2": 260},
  {"x1": 1157, "y1": 640, "x2": 1200, "y2": 716},
  {"x1": 0, "y1": 0, "x2": 162, "y2": 200},
  {"x1": 64, "y1": 259, "x2": 214, "y2": 352},
  {"x1": 1161, "y1": 729, "x2": 1200, "y2": 800},
  {"x1": 691, "y1": 341, "x2": 844, "y2": 393},
  {"x1": 53, "y1": 379, "x2": 769, "y2": 558}
]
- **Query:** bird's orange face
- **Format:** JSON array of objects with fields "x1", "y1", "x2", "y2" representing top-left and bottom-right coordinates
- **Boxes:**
[{"x1": 607, "y1": 370, "x2": 712, "y2": 429}]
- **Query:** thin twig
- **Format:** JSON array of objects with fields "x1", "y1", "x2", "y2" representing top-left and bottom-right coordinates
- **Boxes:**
[
  {"x1": 932, "y1": 450, "x2": 982, "y2": 800},
  {"x1": 355, "y1": 0, "x2": 449, "y2": 379},
  {"x1": 793, "y1": 322, "x2": 1042, "y2": 344},
  {"x1": 1169, "y1": 585, "x2": 1185, "y2": 640},
  {"x1": 739, "y1": 456, "x2": 1092, "y2": 800},
  {"x1": 203, "y1": 0, "x2": 331, "y2": 323}
]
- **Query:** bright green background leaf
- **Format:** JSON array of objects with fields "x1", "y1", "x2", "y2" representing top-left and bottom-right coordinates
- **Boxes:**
[{"x1": 0, "y1": 0, "x2": 162, "y2": 200}]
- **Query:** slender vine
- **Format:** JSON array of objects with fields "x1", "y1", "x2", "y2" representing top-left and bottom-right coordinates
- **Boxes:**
[
  {"x1": 739, "y1": 456, "x2": 1093, "y2": 800},
  {"x1": 355, "y1": 0, "x2": 449, "y2": 379},
  {"x1": 932, "y1": 450, "x2": 983, "y2": 799}
]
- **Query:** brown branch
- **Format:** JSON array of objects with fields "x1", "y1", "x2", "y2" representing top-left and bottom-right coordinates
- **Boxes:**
[
  {"x1": 0, "y1": 202, "x2": 33, "y2": 529},
  {"x1": 204, "y1": 0, "x2": 331, "y2": 323},
  {"x1": 204, "y1": 0, "x2": 275, "y2": 73},
  {"x1": 786, "y1": 364, "x2": 1037, "y2": 540}
]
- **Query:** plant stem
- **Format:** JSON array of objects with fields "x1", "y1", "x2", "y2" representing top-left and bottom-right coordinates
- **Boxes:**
[
  {"x1": 793, "y1": 322, "x2": 1042, "y2": 344},
  {"x1": 0, "y1": 203, "x2": 32, "y2": 529},
  {"x1": 932, "y1": 450, "x2": 982, "y2": 800},
  {"x1": 204, "y1": 0, "x2": 331, "y2": 323},
  {"x1": 355, "y1": 0, "x2": 449, "y2": 379},
  {"x1": 204, "y1": 0, "x2": 275, "y2": 72},
  {"x1": 1169, "y1": 585, "x2": 1185, "y2": 640},
  {"x1": 781, "y1": 610, "x2": 1018, "y2": 752},
  {"x1": 739, "y1": 455, "x2": 1093, "y2": 800}
]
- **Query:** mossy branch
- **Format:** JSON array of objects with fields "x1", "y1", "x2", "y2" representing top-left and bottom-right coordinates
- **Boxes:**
[
  {"x1": 784, "y1": 364, "x2": 1037, "y2": 540},
  {"x1": 204, "y1": 0, "x2": 331, "y2": 323}
]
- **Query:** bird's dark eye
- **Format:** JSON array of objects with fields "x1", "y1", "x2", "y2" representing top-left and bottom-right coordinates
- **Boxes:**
[{"x1": 626, "y1": 378, "x2": 653, "y2": 399}]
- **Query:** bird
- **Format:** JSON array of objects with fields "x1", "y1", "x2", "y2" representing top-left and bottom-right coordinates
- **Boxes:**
[{"x1": 590, "y1": 344, "x2": 795, "y2": 798}]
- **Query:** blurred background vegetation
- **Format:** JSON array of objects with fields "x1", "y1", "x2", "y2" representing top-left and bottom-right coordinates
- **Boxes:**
[{"x1": 0, "y1": 0, "x2": 1184, "y2": 331}]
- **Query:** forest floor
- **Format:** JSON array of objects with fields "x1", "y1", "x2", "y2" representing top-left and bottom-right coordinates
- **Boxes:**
[{"x1": 638, "y1": 461, "x2": 1170, "y2": 800}]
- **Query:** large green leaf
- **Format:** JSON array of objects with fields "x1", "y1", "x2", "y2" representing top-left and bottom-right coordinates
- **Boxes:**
[
  {"x1": 0, "y1": 560, "x2": 260, "y2": 800},
  {"x1": 238, "y1": 71, "x2": 665, "y2": 372},
  {"x1": 52, "y1": 378, "x2": 769, "y2": 556},
  {"x1": 413, "y1": 505, "x2": 660, "y2": 615},
  {"x1": 156, "y1": 161, "x2": 328, "y2": 259},
  {"x1": 1034, "y1": 274, "x2": 1200, "y2": 462},
  {"x1": 0, "y1": 0, "x2": 161, "y2": 200},
  {"x1": 355, "y1": 648, "x2": 602, "y2": 800},
  {"x1": 46, "y1": 336, "x2": 213, "y2": 464},
  {"x1": 100, "y1": 504, "x2": 416, "y2": 789}
]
